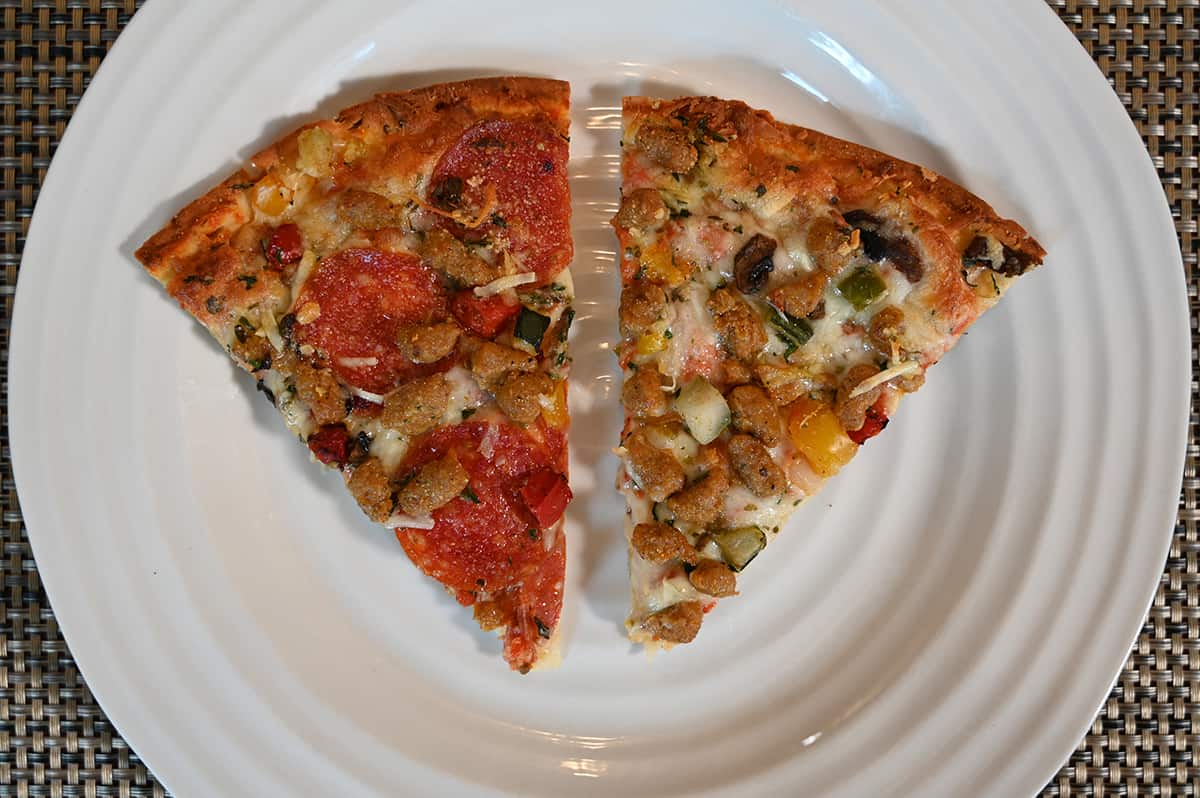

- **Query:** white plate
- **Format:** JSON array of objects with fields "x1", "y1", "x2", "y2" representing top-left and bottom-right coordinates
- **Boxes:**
[{"x1": 10, "y1": 1, "x2": 1188, "y2": 795}]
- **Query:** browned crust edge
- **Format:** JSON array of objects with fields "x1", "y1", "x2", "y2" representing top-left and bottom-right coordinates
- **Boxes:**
[
  {"x1": 622, "y1": 95, "x2": 1045, "y2": 264},
  {"x1": 134, "y1": 77, "x2": 570, "y2": 325}
]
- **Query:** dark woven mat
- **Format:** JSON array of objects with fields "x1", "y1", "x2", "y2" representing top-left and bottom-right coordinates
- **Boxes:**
[{"x1": 0, "y1": 1, "x2": 1194, "y2": 795}]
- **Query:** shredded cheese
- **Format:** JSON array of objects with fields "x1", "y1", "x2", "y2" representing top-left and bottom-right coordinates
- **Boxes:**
[
  {"x1": 473, "y1": 271, "x2": 536, "y2": 298},
  {"x1": 350, "y1": 386, "x2": 386, "y2": 404},
  {"x1": 849, "y1": 360, "x2": 922, "y2": 399},
  {"x1": 383, "y1": 511, "x2": 435, "y2": 530},
  {"x1": 259, "y1": 309, "x2": 284, "y2": 352},
  {"x1": 289, "y1": 251, "x2": 318, "y2": 305},
  {"x1": 337, "y1": 356, "x2": 379, "y2": 369}
]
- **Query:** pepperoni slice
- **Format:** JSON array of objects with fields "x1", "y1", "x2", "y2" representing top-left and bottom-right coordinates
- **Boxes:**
[
  {"x1": 393, "y1": 421, "x2": 567, "y2": 671},
  {"x1": 294, "y1": 249, "x2": 447, "y2": 393},
  {"x1": 430, "y1": 119, "x2": 571, "y2": 283}
]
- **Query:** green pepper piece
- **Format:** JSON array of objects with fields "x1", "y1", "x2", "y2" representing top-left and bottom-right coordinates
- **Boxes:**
[
  {"x1": 766, "y1": 305, "x2": 813, "y2": 356},
  {"x1": 837, "y1": 266, "x2": 888, "y2": 311}
]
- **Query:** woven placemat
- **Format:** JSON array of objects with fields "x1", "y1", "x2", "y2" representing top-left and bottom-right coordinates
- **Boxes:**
[{"x1": 0, "y1": 1, "x2": 1194, "y2": 795}]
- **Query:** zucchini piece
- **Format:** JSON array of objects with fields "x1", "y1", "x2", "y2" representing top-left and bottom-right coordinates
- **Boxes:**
[
  {"x1": 714, "y1": 526, "x2": 767, "y2": 572},
  {"x1": 514, "y1": 307, "x2": 551, "y2": 350},
  {"x1": 675, "y1": 377, "x2": 730, "y2": 445}
]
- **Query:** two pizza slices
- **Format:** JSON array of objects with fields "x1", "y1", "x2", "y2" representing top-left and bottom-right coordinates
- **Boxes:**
[{"x1": 136, "y1": 78, "x2": 1043, "y2": 670}]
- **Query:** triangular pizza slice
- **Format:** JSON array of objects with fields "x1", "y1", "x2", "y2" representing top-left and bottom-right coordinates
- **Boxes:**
[
  {"x1": 137, "y1": 78, "x2": 575, "y2": 672},
  {"x1": 612, "y1": 96, "x2": 1044, "y2": 647}
]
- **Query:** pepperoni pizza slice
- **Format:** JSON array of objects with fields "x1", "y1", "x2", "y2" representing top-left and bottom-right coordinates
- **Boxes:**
[
  {"x1": 137, "y1": 78, "x2": 574, "y2": 672},
  {"x1": 612, "y1": 96, "x2": 1045, "y2": 648}
]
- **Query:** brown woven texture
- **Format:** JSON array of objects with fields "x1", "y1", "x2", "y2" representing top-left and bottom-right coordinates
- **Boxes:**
[{"x1": 0, "y1": 1, "x2": 1194, "y2": 796}]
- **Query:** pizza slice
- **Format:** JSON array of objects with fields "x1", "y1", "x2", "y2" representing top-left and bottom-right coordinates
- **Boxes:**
[
  {"x1": 136, "y1": 78, "x2": 574, "y2": 672},
  {"x1": 612, "y1": 96, "x2": 1045, "y2": 648}
]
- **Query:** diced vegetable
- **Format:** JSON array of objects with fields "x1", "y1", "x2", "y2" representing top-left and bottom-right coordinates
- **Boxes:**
[
  {"x1": 837, "y1": 266, "x2": 888, "y2": 311},
  {"x1": 451, "y1": 290, "x2": 521, "y2": 337},
  {"x1": 636, "y1": 329, "x2": 668, "y2": 356},
  {"x1": 786, "y1": 396, "x2": 858, "y2": 477},
  {"x1": 307, "y1": 425, "x2": 349, "y2": 467},
  {"x1": 675, "y1": 377, "x2": 730, "y2": 445},
  {"x1": 540, "y1": 378, "x2": 569, "y2": 429},
  {"x1": 253, "y1": 174, "x2": 292, "y2": 216},
  {"x1": 297, "y1": 126, "x2": 334, "y2": 176},
  {"x1": 714, "y1": 527, "x2": 767, "y2": 572},
  {"x1": 514, "y1": 307, "x2": 551, "y2": 351},
  {"x1": 520, "y1": 469, "x2": 573, "y2": 528},
  {"x1": 640, "y1": 240, "x2": 688, "y2": 286},
  {"x1": 767, "y1": 304, "x2": 813, "y2": 356},
  {"x1": 265, "y1": 223, "x2": 303, "y2": 266}
]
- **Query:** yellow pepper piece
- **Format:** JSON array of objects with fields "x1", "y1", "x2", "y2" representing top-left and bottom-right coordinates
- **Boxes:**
[
  {"x1": 786, "y1": 396, "x2": 858, "y2": 477},
  {"x1": 636, "y1": 329, "x2": 668, "y2": 356},
  {"x1": 253, "y1": 174, "x2": 292, "y2": 216},
  {"x1": 640, "y1": 240, "x2": 688, "y2": 287},
  {"x1": 541, "y1": 378, "x2": 569, "y2": 429}
]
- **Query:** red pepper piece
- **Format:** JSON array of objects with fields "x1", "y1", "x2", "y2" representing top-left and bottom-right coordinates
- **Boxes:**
[{"x1": 519, "y1": 468, "x2": 572, "y2": 529}]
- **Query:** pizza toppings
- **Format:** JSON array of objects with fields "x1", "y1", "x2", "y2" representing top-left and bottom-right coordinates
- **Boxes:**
[
  {"x1": 392, "y1": 419, "x2": 567, "y2": 671},
  {"x1": 631, "y1": 522, "x2": 699, "y2": 565},
  {"x1": 615, "y1": 188, "x2": 669, "y2": 230},
  {"x1": 688, "y1": 559, "x2": 737, "y2": 597},
  {"x1": 634, "y1": 123, "x2": 697, "y2": 173},
  {"x1": 495, "y1": 373, "x2": 554, "y2": 425},
  {"x1": 727, "y1": 434, "x2": 786, "y2": 498},
  {"x1": 618, "y1": 280, "x2": 667, "y2": 339},
  {"x1": 431, "y1": 119, "x2": 571, "y2": 282},
  {"x1": 347, "y1": 457, "x2": 395, "y2": 522},
  {"x1": 675, "y1": 377, "x2": 730, "y2": 445},
  {"x1": 713, "y1": 526, "x2": 768, "y2": 572},
  {"x1": 265, "y1": 223, "x2": 304, "y2": 267},
  {"x1": 396, "y1": 321, "x2": 460, "y2": 364},
  {"x1": 732, "y1": 233, "x2": 777, "y2": 294},
  {"x1": 307, "y1": 424, "x2": 351, "y2": 467},
  {"x1": 469, "y1": 341, "x2": 536, "y2": 387},
  {"x1": 623, "y1": 431, "x2": 686, "y2": 502},
  {"x1": 726, "y1": 384, "x2": 782, "y2": 446},
  {"x1": 707, "y1": 288, "x2": 766, "y2": 361},
  {"x1": 520, "y1": 468, "x2": 572, "y2": 528},
  {"x1": 451, "y1": 291, "x2": 521, "y2": 337},
  {"x1": 291, "y1": 358, "x2": 347, "y2": 426},
  {"x1": 380, "y1": 374, "x2": 450, "y2": 436},
  {"x1": 337, "y1": 189, "x2": 403, "y2": 231},
  {"x1": 622, "y1": 367, "x2": 670, "y2": 418},
  {"x1": 294, "y1": 249, "x2": 447, "y2": 393},
  {"x1": 641, "y1": 601, "x2": 704, "y2": 644},
  {"x1": 396, "y1": 454, "x2": 471, "y2": 516},
  {"x1": 421, "y1": 227, "x2": 503, "y2": 287}
]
